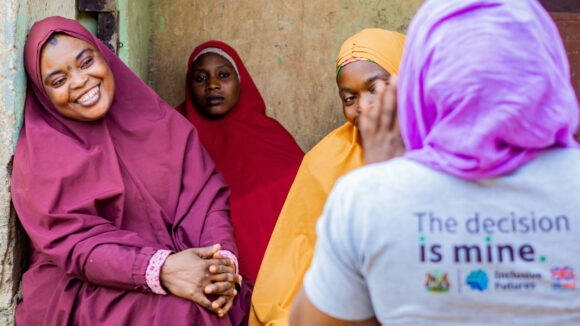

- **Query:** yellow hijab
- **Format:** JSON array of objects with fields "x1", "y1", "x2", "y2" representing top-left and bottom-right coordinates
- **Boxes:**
[{"x1": 249, "y1": 29, "x2": 405, "y2": 326}]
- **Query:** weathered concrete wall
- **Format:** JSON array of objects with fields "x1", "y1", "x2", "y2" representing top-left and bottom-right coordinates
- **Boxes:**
[
  {"x1": 149, "y1": 0, "x2": 423, "y2": 151},
  {"x1": 552, "y1": 13, "x2": 580, "y2": 103},
  {"x1": 0, "y1": 3, "x2": 20, "y2": 324},
  {"x1": 118, "y1": 0, "x2": 152, "y2": 81},
  {"x1": 0, "y1": 1, "x2": 76, "y2": 324}
]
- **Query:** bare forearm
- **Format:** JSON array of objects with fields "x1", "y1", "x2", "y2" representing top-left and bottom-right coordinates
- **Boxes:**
[{"x1": 290, "y1": 287, "x2": 380, "y2": 326}]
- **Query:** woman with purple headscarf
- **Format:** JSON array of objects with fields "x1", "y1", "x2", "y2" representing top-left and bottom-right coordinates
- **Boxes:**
[
  {"x1": 12, "y1": 16, "x2": 251, "y2": 325},
  {"x1": 291, "y1": 0, "x2": 580, "y2": 325}
]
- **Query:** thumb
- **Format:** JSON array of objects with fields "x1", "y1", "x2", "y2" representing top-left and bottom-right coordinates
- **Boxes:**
[{"x1": 190, "y1": 244, "x2": 221, "y2": 258}]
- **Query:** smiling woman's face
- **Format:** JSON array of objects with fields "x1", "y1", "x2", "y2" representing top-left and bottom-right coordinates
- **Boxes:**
[{"x1": 40, "y1": 33, "x2": 115, "y2": 121}]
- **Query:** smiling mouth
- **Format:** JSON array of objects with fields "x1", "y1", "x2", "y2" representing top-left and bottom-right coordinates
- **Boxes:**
[
  {"x1": 76, "y1": 85, "x2": 101, "y2": 107},
  {"x1": 206, "y1": 95, "x2": 224, "y2": 106}
]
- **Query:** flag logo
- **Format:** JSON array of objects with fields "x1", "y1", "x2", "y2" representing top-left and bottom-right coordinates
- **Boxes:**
[{"x1": 551, "y1": 266, "x2": 576, "y2": 290}]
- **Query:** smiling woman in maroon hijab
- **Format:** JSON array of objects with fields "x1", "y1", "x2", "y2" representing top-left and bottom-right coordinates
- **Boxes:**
[
  {"x1": 176, "y1": 41, "x2": 304, "y2": 282},
  {"x1": 12, "y1": 16, "x2": 251, "y2": 325}
]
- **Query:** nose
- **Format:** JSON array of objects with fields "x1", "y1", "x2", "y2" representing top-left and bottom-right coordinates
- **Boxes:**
[
  {"x1": 70, "y1": 70, "x2": 88, "y2": 89},
  {"x1": 206, "y1": 75, "x2": 220, "y2": 91}
]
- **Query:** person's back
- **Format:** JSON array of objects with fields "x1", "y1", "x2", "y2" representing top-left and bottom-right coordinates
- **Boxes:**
[
  {"x1": 307, "y1": 148, "x2": 580, "y2": 325},
  {"x1": 291, "y1": 0, "x2": 580, "y2": 324}
]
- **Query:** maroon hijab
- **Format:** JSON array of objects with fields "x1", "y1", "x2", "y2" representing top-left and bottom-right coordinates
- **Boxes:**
[
  {"x1": 13, "y1": 17, "x2": 248, "y2": 325},
  {"x1": 177, "y1": 41, "x2": 304, "y2": 281}
]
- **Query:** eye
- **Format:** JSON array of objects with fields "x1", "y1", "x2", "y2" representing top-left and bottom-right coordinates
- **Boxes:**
[
  {"x1": 218, "y1": 71, "x2": 230, "y2": 79},
  {"x1": 51, "y1": 76, "x2": 67, "y2": 87},
  {"x1": 343, "y1": 95, "x2": 356, "y2": 104},
  {"x1": 194, "y1": 74, "x2": 207, "y2": 83},
  {"x1": 80, "y1": 57, "x2": 94, "y2": 69}
]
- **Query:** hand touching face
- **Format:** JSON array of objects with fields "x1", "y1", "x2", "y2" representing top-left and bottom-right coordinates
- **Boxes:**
[
  {"x1": 358, "y1": 75, "x2": 406, "y2": 164},
  {"x1": 336, "y1": 61, "x2": 390, "y2": 128}
]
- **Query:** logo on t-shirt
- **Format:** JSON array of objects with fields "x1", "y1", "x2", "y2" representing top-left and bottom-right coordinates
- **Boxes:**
[
  {"x1": 466, "y1": 269, "x2": 488, "y2": 291},
  {"x1": 416, "y1": 211, "x2": 575, "y2": 294},
  {"x1": 551, "y1": 266, "x2": 576, "y2": 289},
  {"x1": 425, "y1": 270, "x2": 450, "y2": 292}
]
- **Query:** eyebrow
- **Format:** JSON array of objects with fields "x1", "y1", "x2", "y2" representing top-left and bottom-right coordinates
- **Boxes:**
[
  {"x1": 76, "y1": 48, "x2": 93, "y2": 61},
  {"x1": 339, "y1": 73, "x2": 390, "y2": 92},
  {"x1": 44, "y1": 69, "x2": 64, "y2": 84},
  {"x1": 43, "y1": 48, "x2": 94, "y2": 84}
]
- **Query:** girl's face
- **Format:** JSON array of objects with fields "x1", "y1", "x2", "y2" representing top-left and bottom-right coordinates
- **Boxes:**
[
  {"x1": 336, "y1": 61, "x2": 390, "y2": 128},
  {"x1": 40, "y1": 34, "x2": 115, "y2": 121},
  {"x1": 189, "y1": 52, "x2": 240, "y2": 118}
]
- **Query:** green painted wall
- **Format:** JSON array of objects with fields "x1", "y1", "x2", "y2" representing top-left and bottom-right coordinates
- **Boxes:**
[
  {"x1": 118, "y1": 0, "x2": 152, "y2": 82},
  {"x1": 77, "y1": 11, "x2": 98, "y2": 36},
  {"x1": 0, "y1": 1, "x2": 75, "y2": 324}
]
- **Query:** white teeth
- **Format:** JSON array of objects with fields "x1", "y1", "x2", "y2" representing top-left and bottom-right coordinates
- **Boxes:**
[{"x1": 77, "y1": 86, "x2": 99, "y2": 105}]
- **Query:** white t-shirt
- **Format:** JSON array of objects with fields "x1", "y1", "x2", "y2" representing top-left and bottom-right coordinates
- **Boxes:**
[{"x1": 304, "y1": 148, "x2": 580, "y2": 325}]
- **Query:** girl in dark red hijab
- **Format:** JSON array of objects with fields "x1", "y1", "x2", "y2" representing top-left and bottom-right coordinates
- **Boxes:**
[
  {"x1": 13, "y1": 16, "x2": 251, "y2": 325},
  {"x1": 177, "y1": 41, "x2": 304, "y2": 282}
]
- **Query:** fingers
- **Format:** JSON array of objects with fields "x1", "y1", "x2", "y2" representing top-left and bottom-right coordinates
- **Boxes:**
[
  {"x1": 190, "y1": 244, "x2": 221, "y2": 259},
  {"x1": 382, "y1": 75, "x2": 398, "y2": 130},
  {"x1": 205, "y1": 281, "x2": 237, "y2": 296},
  {"x1": 210, "y1": 294, "x2": 236, "y2": 317},
  {"x1": 368, "y1": 82, "x2": 386, "y2": 123},
  {"x1": 217, "y1": 295, "x2": 235, "y2": 318},
  {"x1": 360, "y1": 81, "x2": 386, "y2": 136},
  {"x1": 211, "y1": 295, "x2": 228, "y2": 312},
  {"x1": 210, "y1": 272, "x2": 242, "y2": 283},
  {"x1": 208, "y1": 259, "x2": 235, "y2": 274},
  {"x1": 359, "y1": 74, "x2": 404, "y2": 164},
  {"x1": 192, "y1": 292, "x2": 215, "y2": 312}
]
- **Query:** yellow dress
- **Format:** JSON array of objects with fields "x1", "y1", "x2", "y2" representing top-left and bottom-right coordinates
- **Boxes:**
[
  {"x1": 250, "y1": 28, "x2": 405, "y2": 326},
  {"x1": 250, "y1": 122, "x2": 363, "y2": 326}
]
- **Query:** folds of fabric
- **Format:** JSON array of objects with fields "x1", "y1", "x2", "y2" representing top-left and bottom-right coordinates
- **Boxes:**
[
  {"x1": 176, "y1": 41, "x2": 304, "y2": 282},
  {"x1": 398, "y1": 0, "x2": 580, "y2": 179},
  {"x1": 13, "y1": 16, "x2": 249, "y2": 325},
  {"x1": 335, "y1": 28, "x2": 405, "y2": 75},
  {"x1": 250, "y1": 123, "x2": 363, "y2": 326},
  {"x1": 250, "y1": 28, "x2": 405, "y2": 326}
]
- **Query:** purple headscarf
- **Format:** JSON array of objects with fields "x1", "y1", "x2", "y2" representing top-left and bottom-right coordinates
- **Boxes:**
[{"x1": 398, "y1": 0, "x2": 579, "y2": 179}]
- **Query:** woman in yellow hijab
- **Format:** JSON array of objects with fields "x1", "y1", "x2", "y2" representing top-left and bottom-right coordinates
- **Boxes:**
[{"x1": 250, "y1": 28, "x2": 406, "y2": 326}]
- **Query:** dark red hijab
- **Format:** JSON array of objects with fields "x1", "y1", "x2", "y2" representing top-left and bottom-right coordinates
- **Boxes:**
[
  {"x1": 177, "y1": 41, "x2": 304, "y2": 281},
  {"x1": 13, "y1": 17, "x2": 248, "y2": 325}
]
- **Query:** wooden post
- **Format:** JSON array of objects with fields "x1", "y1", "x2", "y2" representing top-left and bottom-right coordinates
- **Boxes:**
[{"x1": 78, "y1": 0, "x2": 118, "y2": 53}]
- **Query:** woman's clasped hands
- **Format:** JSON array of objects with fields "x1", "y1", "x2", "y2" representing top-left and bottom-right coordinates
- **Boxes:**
[{"x1": 160, "y1": 244, "x2": 241, "y2": 317}]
